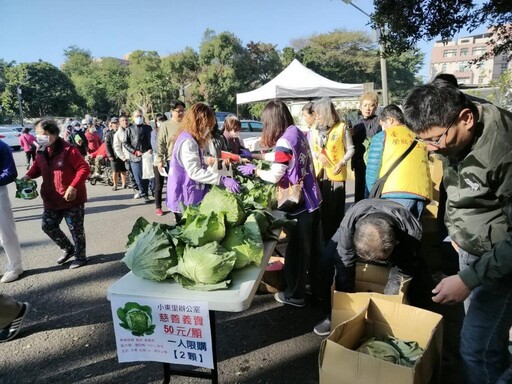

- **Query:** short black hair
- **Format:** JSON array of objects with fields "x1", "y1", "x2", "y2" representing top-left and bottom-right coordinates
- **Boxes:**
[
  {"x1": 380, "y1": 104, "x2": 404, "y2": 124},
  {"x1": 432, "y1": 73, "x2": 459, "y2": 88},
  {"x1": 34, "y1": 118, "x2": 60, "y2": 135},
  {"x1": 170, "y1": 100, "x2": 185, "y2": 110},
  {"x1": 403, "y1": 82, "x2": 475, "y2": 133}
]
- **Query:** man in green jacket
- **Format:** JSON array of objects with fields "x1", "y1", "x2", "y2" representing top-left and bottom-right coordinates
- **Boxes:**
[{"x1": 403, "y1": 82, "x2": 512, "y2": 384}]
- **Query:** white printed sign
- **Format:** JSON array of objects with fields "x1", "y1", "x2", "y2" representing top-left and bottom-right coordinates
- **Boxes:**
[{"x1": 110, "y1": 296, "x2": 213, "y2": 369}]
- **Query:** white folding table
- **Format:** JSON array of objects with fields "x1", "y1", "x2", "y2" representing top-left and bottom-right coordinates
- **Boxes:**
[{"x1": 108, "y1": 237, "x2": 278, "y2": 383}]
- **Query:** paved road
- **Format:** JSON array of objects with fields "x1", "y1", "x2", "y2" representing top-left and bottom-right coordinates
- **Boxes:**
[{"x1": 0, "y1": 150, "x2": 464, "y2": 384}]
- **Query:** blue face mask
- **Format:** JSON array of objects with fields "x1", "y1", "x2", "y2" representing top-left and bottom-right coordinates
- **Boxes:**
[{"x1": 134, "y1": 116, "x2": 143, "y2": 125}]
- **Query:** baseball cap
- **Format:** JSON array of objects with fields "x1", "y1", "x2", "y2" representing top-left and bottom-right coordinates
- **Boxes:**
[{"x1": 110, "y1": 117, "x2": 119, "y2": 123}]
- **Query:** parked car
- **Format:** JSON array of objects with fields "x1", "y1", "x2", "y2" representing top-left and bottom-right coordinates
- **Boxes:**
[
  {"x1": 0, "y1": 127, "x2": 22, "y2": 151},
  {"x1": 240, "y1": 120, "x2": 263, "y2": 152},
  {"x1": 215, "y1": 111, "x2": 233, "y2": 130}
]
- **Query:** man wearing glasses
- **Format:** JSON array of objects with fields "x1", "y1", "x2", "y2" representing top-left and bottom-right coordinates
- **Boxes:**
[{"x1": 403, "y1": 81, "x2": 512, "y2": 384}]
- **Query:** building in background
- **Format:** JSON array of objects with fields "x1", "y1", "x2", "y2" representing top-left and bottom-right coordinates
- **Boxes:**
[{"x1": 430, "y1": 28, "x2": 511, "y2": 86}]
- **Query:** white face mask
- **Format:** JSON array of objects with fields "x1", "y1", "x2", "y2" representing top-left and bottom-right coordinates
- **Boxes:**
[
  {"x1": 231, "y1": 132, "x2": 240, "y2": 139},
  {"x1": 36, "y1": 135, "x2": 50, "y2": 147},
  {"x1": 134, "y1": 116, "x2": 143, "y2": 125}
]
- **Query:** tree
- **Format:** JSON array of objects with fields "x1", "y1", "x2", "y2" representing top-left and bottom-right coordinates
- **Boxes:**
[
  {"x1": 126, "y1": 50, "x2": 169, "y2": 116},
  {"x1": 1, "y1": 62, "x2": 78, "y2": 119},
  {"x1": 371, "y1": 0, "x2": 512, "y2": 60},
  {"x1": 94, "y1": 57, "x2": 129, "y2": 116},
  {"x1": 160, "y1": 47, "x2": 200, "y2": 107},
  {"x1": 292, "y1": 29, "x2": 424, "y2": 103},
  {"x1": 197, "y1": 30, "x2": 251, "y2": 111}
]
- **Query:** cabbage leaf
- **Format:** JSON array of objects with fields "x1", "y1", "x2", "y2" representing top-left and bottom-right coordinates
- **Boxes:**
[
  {"x1": 199, "y1": 186, "x2": 245, "y2": 227},
  {"x1": 179, "y1": 211, "x2": 226, "y2": 246},
  {"x1": 221, "y1": 214, "x2": 264, "y2": 269},
  {"x1": 123, "y1": 224, "x2": 178, "y2": 281},
  {"x1": 167, "y1": 242, "x2": 236, "y2": 290}
]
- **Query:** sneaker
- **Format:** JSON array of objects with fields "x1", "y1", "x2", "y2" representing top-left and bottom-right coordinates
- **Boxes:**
[
  {"x1": 0, "y1": 302, "x2": 30, "y2": 342},
  {"x1": 143, "y1": 196, "x2": 152, "y2": 204},
  {"x1": 57, "y1": 248, "x2": 74, "y2": 265},
  {"x1": 156, "y1": 208, "x2": 163, "y2": 216},
  {"x1": 274, "y1": 292, "x2": 305, "y2": 308},
  {"x1": 134, "y1": 192, "x2": 141, "y2": 199},
  {"x1": 313, "y1": 317, "x2": 332, "y2": 336},
  {"x1": 1, "y1": 270, "x2": 23, "y2": 283},
  {"x1": 69, "y1": 259, "x2": 88, "y2": 269}
]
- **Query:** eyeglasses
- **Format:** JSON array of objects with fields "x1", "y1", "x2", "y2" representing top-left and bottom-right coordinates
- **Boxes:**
[{"x1": 415, "y1": 114, "x2": 459, "y2": 147}]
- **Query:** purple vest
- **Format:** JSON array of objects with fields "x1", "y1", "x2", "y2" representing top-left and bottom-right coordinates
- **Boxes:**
[
  {"x1": 280, "y1": 125, "x2": 322, "y2": 214},
  {"x1": 166, "y1": 132, "x2": 209, "y2": 213}
]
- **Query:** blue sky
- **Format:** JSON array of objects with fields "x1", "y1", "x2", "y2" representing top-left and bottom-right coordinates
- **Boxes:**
[{"x1": 1, "y1": 0, "x2": 487, "y2": 82}]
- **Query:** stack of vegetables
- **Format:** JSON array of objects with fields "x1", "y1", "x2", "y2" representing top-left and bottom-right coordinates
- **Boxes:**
[{"x1": 123, "y1": 171, "x2": 290, "y2": 291}]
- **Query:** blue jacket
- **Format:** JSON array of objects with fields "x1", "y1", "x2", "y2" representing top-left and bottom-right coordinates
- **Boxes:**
[{"x1": 0, "y1": 140, "x2": 17, "y2": 186}]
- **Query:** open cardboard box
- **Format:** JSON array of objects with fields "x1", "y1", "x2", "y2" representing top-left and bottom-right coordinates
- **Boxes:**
[{"x1": 319, "y1": 294, "x2": 443, "y2": 384}]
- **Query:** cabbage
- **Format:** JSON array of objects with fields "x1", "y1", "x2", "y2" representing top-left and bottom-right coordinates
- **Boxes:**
[
  {"x1": 179, "y1": 211, "x2": 226, "y2": 246},
  {"x1": 199, "y1": 186, "x2": 245, "y2": 227},
  {"x1": 123, "y1": 224, "x2": 178, "y2": 281},
  {"x1": 167, "y1": 242, "x2": 236, "y2": 290},
  {"x1": 117, "y1": 302, "x2": 156, "y2": 337},
  {"x1": 221, "y1": 214, "x2": 264, "y2": 269}
]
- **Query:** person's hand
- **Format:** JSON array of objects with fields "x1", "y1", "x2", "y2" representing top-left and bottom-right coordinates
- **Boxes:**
[
  {"x1": 222, "y1": 158, "x2": 231, "y2": 167},
  {"x1": 240, "y1": 148, "x2": 253, "y2": 159},
  {"x1": 22, "y1": 175, "x2": 31, "y2": 181},
  {"x1": 134, "y1": 150, "x2": 142, "y2": 157},
  {"x1": 157, "y1": 162, "x2": 164, "y2": 173},
  {"x1": 318, "y1": 153, "x2": 331, "y2": 167},
  {"x1": 108, "y1": 157, "x2": 114, "y2": 161},
  {"x1": 147, "y1": 149, "x2": 152, "y2": 155},
  {"x1": 205, "y1": 156, "x2": 215, "y2": 167},
  {"x1": 221, "y1": 176, "x2": 241, "y2": 193},
  {"x1": 238, "y1": 164, "x2": 256, "y2": 176},
  {"x1": 333, "y1": 160, "x2": 346, "y2": 175},
  {"x1": 64, "y1": 186, "x2": 77, "y2": 202},
  {"x1": 432, "y1": 275, "x2": 471, "y2": 304}
]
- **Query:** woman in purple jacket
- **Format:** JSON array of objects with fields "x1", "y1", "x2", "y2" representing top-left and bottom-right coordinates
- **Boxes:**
[
  {"x1": 238, "y1": 100, "x2": 323, "y2": 307},
  {"x1": 166, "y1": 103, "x2": 240, "y2": 222}
]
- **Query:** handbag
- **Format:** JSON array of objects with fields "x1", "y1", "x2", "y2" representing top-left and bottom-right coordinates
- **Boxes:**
[
  {"x1": 369, "y1": 140, "x2": 417, "y2": 199},
  {"x1": 276, "y1": 180, "x2": 304, "y2": 212}
]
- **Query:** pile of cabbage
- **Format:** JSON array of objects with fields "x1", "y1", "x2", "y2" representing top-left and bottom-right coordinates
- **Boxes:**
[{"x1": 123, "y1": 183, "x2": 286, "y2": 291}]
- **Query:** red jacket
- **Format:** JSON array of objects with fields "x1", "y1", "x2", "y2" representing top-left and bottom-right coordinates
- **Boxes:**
[
  {"x1": 26, "y1": 138, "x2": 90, "y2": 210},
  {"x1": 85, "y1": 131, "x2": 102, "y2": 153}
]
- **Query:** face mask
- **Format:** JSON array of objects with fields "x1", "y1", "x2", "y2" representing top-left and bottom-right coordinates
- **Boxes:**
[
  {"x1": 90, "y1": 127, "x2": 97, "y2": 133},
  {"x1": 231, "y1": 132, "x2": 240, "y2": 139},
  {"x1": 156, "y1": 122, "x2": 161, "y2": 128},
  {"x1": 134, "y1": 117, "x2": 143, "y2": 125},
  {"x1": 36, "y1": 135, "x2": 50, "y2": 147}
]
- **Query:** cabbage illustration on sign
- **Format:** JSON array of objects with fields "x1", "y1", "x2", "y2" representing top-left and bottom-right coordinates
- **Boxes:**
[{"x1": 117, "y1": 302, "x2": 156, "y2": 336}]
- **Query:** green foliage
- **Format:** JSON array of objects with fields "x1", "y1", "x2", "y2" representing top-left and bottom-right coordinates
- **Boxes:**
[
  {"x1": 221, "y1": 214, "x2": 264, "y2": 270},
  {"x1": 371, "y1": 0, "x2": 512, "y2": 61},
  {"x1": 1, "y1": 61, "x2": 78, "y2": 119}
]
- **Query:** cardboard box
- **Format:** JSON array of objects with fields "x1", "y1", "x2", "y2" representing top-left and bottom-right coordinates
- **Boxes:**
[
  {"x1": 319, "y1": 294, "x2": 443, "y2": 384},
  {"x1": 258, "y1": 257, "x2": 285, "y2": 294},
  {"x1": 355, "y1": 262, "x2": 410, "y2": 296}
]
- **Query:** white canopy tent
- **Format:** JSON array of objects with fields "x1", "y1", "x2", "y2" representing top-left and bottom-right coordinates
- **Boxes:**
[{"x1": 236, "y1": 59, "x2": 365, "y2": 105}]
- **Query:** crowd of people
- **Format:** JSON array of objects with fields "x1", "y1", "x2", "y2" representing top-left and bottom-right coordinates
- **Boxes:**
[{"x1": 1, "y1": 74, "x2": 511, "y2": 384}]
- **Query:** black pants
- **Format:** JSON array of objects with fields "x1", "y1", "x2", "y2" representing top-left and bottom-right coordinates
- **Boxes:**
[
  {"x1": 153, "y1": 165, "x2": 166, "y2": 209},
  {"x1": 25, "y1": 150, "x2": 35, "y2": 165},
  {"x1": 283, "y1": 209, "x2": 323, "y2": 301},
  {"x1": 352, "y1": 160, "x2": 366, "y2": 203},
  {"x1": 319, "y1": 179, "x2": 346, "y2": 242}
]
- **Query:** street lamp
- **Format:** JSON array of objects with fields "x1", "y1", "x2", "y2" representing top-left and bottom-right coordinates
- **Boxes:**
[
  {"x1": 16, "y1": 86, "x2": 24, "y2": 127},
  {"x1": 341, "y1": 0, "x2": 389, "y2": 106}
]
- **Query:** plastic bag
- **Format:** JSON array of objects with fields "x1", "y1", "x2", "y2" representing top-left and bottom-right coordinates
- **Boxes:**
[
  {"x1": 15, "y1": 179, "x2": 38, "y2": 200},
  {"x1": 142, "y1": 152, "x2": 155, "y2": 179}
]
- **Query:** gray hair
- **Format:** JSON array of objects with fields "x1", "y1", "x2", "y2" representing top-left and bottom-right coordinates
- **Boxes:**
[
  {"x1": 353, "y1": 214, "x2": 396, "y2": 261},
  {"x1": 313, "y1": 98, "x2": 340, "y2": 129}
]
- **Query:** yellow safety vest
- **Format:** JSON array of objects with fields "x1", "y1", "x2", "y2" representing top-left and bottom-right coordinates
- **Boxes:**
[
  {"x1": 311, "y1": 122, "x2": 347, "y2": 182},
  {"x1": 380, "y1": 125, "x2": 433, "y2": 200}
]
